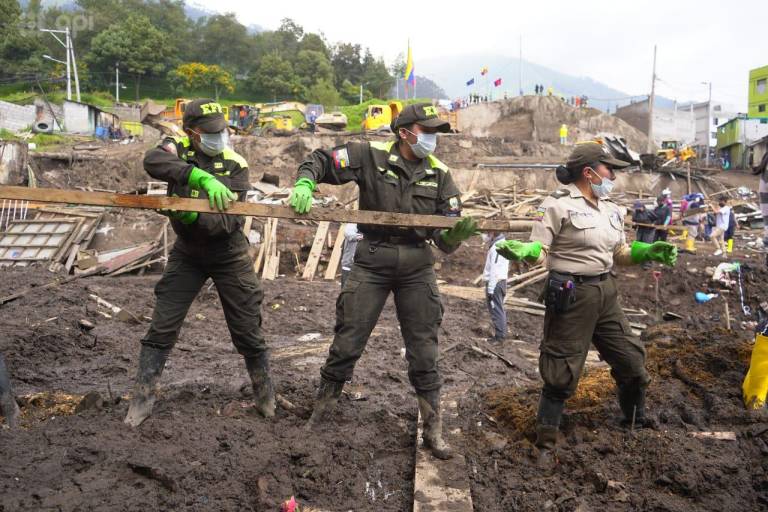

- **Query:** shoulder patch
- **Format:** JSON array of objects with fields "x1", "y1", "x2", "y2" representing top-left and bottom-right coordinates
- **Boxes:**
[
  {"x1": 550, "y1": 189, "x2": 570, "y2": 199},
  {"x1": 221, "y1": 148, "x2": 248, "y2": 168},
  {"x1": 534, "y1": 206, "x2": 547, "y2": 221},
  {"x1": 426, "y1": 154, "x2": 449, "y2": 172}
]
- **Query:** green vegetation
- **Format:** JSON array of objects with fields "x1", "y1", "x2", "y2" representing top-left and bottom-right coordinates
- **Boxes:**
[
  {"x1": 339, "y1": 98, "x2": 433, "y2": 131},
  {"x1": 0, "y1": 128, "x2": 70, "y2": 149},
  {"x1": 0, "y1": 0, "x2": 401, "y2": 107}
]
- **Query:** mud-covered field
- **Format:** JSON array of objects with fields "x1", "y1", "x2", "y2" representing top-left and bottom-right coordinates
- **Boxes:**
[{"x1": 1, "y1": 235, "x2": 766, "y2": 511}]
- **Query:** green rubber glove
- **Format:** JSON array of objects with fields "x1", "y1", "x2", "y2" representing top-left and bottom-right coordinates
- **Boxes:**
[
  {"x1": 495, "y1": 240, "x2": 542, "y2": 262},
  {"x1": 188, "y1": 167, "x2": 237, "y2": 211},
  {"x1": 158, "y1": 209, "x2": 198, "y2": 225},
  {"x1": 441, "y1": 216, "x2": 480, "y2": 246},
  {"x1": 630, "y1": 241, "x2": 677, "y2": 267},
  {"x1": 289, "y1": 178, "x2": 316, "y2": 214}
]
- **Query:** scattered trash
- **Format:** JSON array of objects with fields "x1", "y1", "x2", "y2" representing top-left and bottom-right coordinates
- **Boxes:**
[{"x1": 695, "y1": 292, "x2": 718, "y2": 304}]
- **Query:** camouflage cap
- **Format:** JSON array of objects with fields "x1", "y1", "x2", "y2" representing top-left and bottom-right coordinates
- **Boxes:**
[
  {"x1": 183, "y1": 99, "x2": 227, "y2": 132},
  {"x1": 391, "y1": 103, "x2": 451, "y2": 133},
  {"x1": 567, "y1": 141, "x2": 630, "y2": 169}
]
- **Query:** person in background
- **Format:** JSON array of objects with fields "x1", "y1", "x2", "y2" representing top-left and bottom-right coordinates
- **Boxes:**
[
  {"x1": 653, "y1": 195, "x2": 672, "y2": 242},
  {"x1": 711, "y1": 197, "x2": 731, "y2": 257},
  {"x1": 681, "y1": 193, "x2": 705, "y2": 253},
  {"x1": 340, "y1": 223, "x2": 363, "y2": 288},
  {"x1": 724, "y1": 198, "x2": 737, "y2": 254},
  {"x1": 482, "y1": 232, "x2": 510, "y2": 343},
  {"x1": 559, "y1": 124, "x2": 568, "y2": 145},
  {"x1": 632, "y1": 201, "x2": 656, "y2": 269}
]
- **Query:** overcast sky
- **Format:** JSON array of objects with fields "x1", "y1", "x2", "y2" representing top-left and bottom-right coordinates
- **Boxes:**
[{"x1": 202, "y1": 0, "x2": 765, "y2": 109}]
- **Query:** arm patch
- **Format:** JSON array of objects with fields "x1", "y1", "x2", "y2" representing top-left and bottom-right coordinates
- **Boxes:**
[{"x1": 332, "y1": 147, "x2": 350, "y2": 169}]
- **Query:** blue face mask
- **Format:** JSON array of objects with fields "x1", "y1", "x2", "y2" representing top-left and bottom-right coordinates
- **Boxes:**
[
  {"x1": 589, "y1": 169, "x2": 615, "y2": 198},
  {"x1": 404, "y1": 129, "x2": 437, "y2": 158},
  {"x1": 192, "y1": 129, "x2": 229, "y2": 156}
]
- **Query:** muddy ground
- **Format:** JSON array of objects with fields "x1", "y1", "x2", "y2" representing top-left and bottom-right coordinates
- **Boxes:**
[{"x1": 0, "y1": 232, "x2": 766, "y2": 511}]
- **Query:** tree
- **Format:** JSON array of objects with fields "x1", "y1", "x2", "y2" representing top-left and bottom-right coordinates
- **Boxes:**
[
  {"x1": 193, "y1": 13, "x2": 251, "y2": 71},
  {"x1": 331, "y1": 43, "x2": 364, "y2": 89},
  {"x1": 168, "y1": 62, "x2": 235, "y2": 101},
  {"x1": 251, "y1": 51, "x2": 302, "y2": 101},
  {"x1": 305, "y1": 78, "x2": 341, "y2": 107},
  {"x1": 294, "y1": 50, "x2": 334, "y2": 90},
  {"x1": 363, "y1": 55, "x2": 395, "y2": 98},
  {"x1": 88, "y1": 14, "x2": 171, "y2": 99}
]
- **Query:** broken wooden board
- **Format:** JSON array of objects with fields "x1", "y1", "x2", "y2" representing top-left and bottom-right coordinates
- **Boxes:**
[
  {"x1": 302, "y1": 221, "x2": 330, "y2": 281},
  {"x1": 0, "y1": 186, "x2": 534, "y2": 232},
  {"x1": 413, "y1": 395, "x2": 473, "y2": 512},
  {"x1": 324, "y1": 223, "x2": 346, "y2": 280}
]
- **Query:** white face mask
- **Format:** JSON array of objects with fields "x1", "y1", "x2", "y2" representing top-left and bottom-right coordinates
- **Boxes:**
[
  {"x1": 403, "y1": 129, "x2": 437, "y2": 158},
  {"x1": 193, "y1": 129, "x2": 229, "y2": 156},
  {"x1": 589, "y1": 169, "x2": 615, "y2": 198}
]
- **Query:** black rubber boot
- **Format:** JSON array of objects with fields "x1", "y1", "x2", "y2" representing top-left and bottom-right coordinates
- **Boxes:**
[
  {"x1": 245, "y1": 353, "x2": 275, "y2": 418},
  {"x1": 618, "y1": 382, "x2": 656, "y2": 429},
  {"x1": 534, "y1": 394, "x2": 564, "y2": 469},
  {"x1": 305, "y1": 378, "x2": 344, "y2": 429},
  {"x1": 0, "y1": 354, "x2": 20, "y2": 429},
  {"x1": 417, "y1": 390, "x2": 453, "y2": 460},
  {"x1": 124, "y1": 346, "x2": 170, "y2": 427}
]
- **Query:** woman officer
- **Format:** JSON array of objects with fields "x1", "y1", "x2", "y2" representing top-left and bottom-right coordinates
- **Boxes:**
[{"x1": 495, "y1": 142, "x2": 677, "y2": 465}]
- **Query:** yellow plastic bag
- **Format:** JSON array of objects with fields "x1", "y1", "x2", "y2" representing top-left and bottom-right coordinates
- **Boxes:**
[{"x1": 743, "y1": 333, "x2": 768, "y2": 409}]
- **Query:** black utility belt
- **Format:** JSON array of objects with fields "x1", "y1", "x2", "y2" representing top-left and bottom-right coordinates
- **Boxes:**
[
  {"x1": 544, "y1": 272, "x2": 609, "y2": 314},
  {"x1": 363, "y1": 234, "x2": 426, "y2": 246}
]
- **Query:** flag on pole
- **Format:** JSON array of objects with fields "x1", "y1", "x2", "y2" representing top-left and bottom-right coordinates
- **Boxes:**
[
  {"x1": 481, "y1": 67, "x2": 489, "y2": 76},
  {"x1": 466, "y1": 78, "x2": 475, "y2": 86},
  {"x1": 404, "y1": 41, "x2": 415, "y2": 96},
  {"x1": 494, "y1": 78, "x2": 502, "y2": 87}
]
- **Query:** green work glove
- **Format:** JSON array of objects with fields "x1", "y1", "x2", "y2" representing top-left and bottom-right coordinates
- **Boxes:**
[
  {"x1": 158, "y1": 209, "x2": 198, "y2": 225},
  {"x1": 630, "y1": 241, "x2": 677, "y2": 267},
  {"x1": 188, "y1": 167, "x2": 237, "y2": 211},
  {"x1": 441, "y1": 216, "x2": 479, "y2": 246},
  {"x1": 495, "y1": 240, "x2": 542, "y2": 262},
  {"x1": 289, "y1": 178, "x2": 316, "y2": 214}
]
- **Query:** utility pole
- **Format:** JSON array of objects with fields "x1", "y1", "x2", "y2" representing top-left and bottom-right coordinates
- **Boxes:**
[
  {"x1": 68, "y1": 27, "x2": 80, "y2": 102},
  {"x1": 115, "y1": 63, "x2": 120, "y2": 103},
  {"x1": 647, "y1": 45, "x2": 657, "y2": 154},
  {"x1": 359, "y1": 83, "x2": 363, "y2": 104},
  {"x1": 703, "y1": 81, "x2": 712, "y2": 167}
]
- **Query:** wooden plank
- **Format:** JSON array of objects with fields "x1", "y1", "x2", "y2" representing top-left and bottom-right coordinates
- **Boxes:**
[
  {"x1": 302, "y1": 221, "x2": 330, "y2": 281},
  {"x1": 323, "y1": 224, "x2": 346, "y2": 280},
  {"x1": 260, "y1": 219, "x2": 273, "y2": 279},
  {"x1": 0, "y1": 186, "x2": 534, "y2": 232}
]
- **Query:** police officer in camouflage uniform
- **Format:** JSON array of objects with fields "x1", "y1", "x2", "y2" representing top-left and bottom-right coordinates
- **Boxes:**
[
  {"x1": 496, "y1": 143, "x2": 677, "y2": 466},
  {"x1": 289, "y1": 103, "x2": 478, "y2": 459},
  {"x1": 124, "y1": 99, "x2": 275, "y2": 427}
]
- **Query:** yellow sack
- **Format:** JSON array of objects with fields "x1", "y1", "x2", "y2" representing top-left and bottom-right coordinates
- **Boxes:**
[{"x1": 743, "y1": 333, "x2": 768, "y2": 409}]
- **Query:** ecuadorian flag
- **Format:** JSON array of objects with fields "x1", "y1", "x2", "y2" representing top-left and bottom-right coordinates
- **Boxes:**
[{"x1": 404, "y1": 42, "x2": 415, "y2": 91}]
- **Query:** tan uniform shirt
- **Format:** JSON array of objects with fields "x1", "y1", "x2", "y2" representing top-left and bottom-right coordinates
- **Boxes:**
[{"x1": 531, "y1": 183, "x2": 630, "y2": 275}]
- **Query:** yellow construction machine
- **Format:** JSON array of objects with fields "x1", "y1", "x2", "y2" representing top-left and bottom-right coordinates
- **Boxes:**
[{"x1": 361, "y1": 101, "x2": 403, "y2": 132}]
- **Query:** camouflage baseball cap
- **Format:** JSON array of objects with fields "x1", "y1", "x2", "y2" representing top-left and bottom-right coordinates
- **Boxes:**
[
  {"x1": 391, "y1": 103, "x2": 451, "y2": 133},
  {"x1": 182, "y1": 99, "x2": 227, "y2": 132},
  {"x1": 567, "y1": 141, "x2": 630, "y2": 169}
]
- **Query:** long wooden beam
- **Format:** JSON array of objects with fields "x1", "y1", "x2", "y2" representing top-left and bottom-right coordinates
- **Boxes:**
[{"x1": 0, "y1": 186, "x2": 534, "y2": 232}]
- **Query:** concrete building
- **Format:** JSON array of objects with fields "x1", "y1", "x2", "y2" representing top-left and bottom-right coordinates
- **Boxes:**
[
  {"x1": 63, "y1": 100, "x2": 119, "y2": 135},
  {"x1": 716, "y1": 115, "x2": 768, "y2": 169},
  {"x1": 614, "y1": 98, "x2": 695, "y2": 148},
  {"x1": 0, "y1": 101, "x2": 36, "y2": 133},
  {"x1": 748, "y1": 135, "x2": 768, "y2": 170},
  {"x1": 748, "y1": 65, "x2": 768, "y2": 119}
]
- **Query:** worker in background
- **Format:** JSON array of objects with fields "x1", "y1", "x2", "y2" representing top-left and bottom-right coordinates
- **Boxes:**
[
  {"x1": 340, "y1": 223, "x2": 363, "y2": 287},
  {"x1": 559, "y1": 124, "x2": 568, "y2": 145},
  {"x1": 752, "y1": 150, "x2": 768, "y2": 267},
  {"x1": 290, "y1": 103, "x2": 478, "y2": 459},
  {"x1": 547, "y1": 86, "x2": 553, "y2": 96},
  {"x1": 711, "y1": 198, "x2": 731, "y2": 257},
  {"x1": 631, "y1": 201, "x2": 656, "y2": 269},
  {"x1": 653, "y1": 194, "x2": 672, "y2": 242},
  {"x1": 681, "y1": 193, "x2": 705, "y2": 253},
  {"x1": 724, "y1": 199, "x2": 737, "y2": 254},
  {"x1": 0, "y1": 353, "x2": 20, "y2": 428},
  {"x1": 482, "y1": 232, "x2": 510, "y2": 343},
  {"x1": 124, "y1": 99, "x2": 275, "y2": 427},
  {"x1": 495, "y1": 142, "x2": 677, "y2": 467}
]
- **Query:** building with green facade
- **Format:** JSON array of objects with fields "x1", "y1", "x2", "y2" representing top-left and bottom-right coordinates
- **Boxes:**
[
  {"x1": 749, "y1": 65, "x2": 768, "y2": 119},
  {"x1": 716, "y1": 115, "x2": 768, "y2": 168}
]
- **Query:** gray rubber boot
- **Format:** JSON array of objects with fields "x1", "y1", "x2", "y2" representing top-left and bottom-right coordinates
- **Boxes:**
[
  {"x1": 305, "y1": 378, "x2": 344, "y2": 429},
  {"x1": 245, "y1": 353, "x2": 275, "y2": 418},
  {"x1": 124, "y1": 346, "x2": 170, "y2": 427},
  {"x1": 0, "y1": 354, "x2": 20, "y2": 429},
  {"x1": 417, "y1": 390, "x2": 453, "y2": 460},
  {"x1": 534, "y1": 394, "x2": 564, "y2": 469}
]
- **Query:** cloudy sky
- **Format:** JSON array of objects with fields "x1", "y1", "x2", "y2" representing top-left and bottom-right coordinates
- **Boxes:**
[{"x1": 204, "y1": 0, "x2": 765, "y2": 109}]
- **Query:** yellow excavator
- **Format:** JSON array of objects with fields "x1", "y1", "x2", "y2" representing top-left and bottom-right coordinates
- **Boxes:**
[
  {"x1": 657, "y1": 140, "x2": 697, "y2": 165},
  {"x1": 361, "y1": 101, "x2": 403, "y2": 132}
]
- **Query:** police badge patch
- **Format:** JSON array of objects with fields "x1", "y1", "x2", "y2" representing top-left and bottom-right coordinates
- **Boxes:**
[{"x1": 535, "y1": 207, "x2": 547, "y2": 221}]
